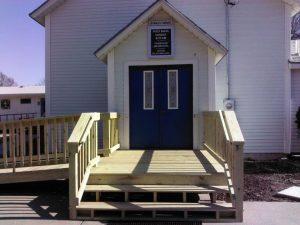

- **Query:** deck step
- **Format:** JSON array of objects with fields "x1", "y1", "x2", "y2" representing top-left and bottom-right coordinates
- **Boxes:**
[
  {"x1": 85, "y1": 184, "x2": 229, "y2": 193},
  {"x1": 77, "y1": 201, "x2": 234, "y2": 211}
]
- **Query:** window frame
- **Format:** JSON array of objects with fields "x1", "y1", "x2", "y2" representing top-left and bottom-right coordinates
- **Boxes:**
[
  {"x1": 20, "y1": 98, "x2": 32, "y2": 104},
  {"x1": 143, "y1": 70, "x2": 154, "y2": 110},
  {"x1": 1, "y1": 99, "x2": 10, "y2": 110},
  {"x1": 167, "y1": 69, "x2": 179, "y2": 110}
]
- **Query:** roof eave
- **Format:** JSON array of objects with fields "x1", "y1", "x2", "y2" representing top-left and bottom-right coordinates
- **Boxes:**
[{"x1": 29, "y1": 0, "x2": 66, "y2": 26}]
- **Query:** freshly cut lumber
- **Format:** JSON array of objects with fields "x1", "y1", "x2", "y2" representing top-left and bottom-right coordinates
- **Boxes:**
[
  {"x1": 91, "y1": 149, "x2": 225, "y2": 175},
  {"x1": 84, "y1": 184, "x2": 229, "y2": 193},
  {"x1": 77, "y1": 201, "x2": 234, "y2": 211}
]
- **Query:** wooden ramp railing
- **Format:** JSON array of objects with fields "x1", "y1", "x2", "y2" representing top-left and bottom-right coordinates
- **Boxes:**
[
  {"x1": 203, "y1": 110, "x2": 244, "y2": 222},
  {"x1": 68, "y1": 112, "x2": 120, "y2": 219},
  {"x1": 0, "y1": 115, "x2": 79, "y2": 171}
]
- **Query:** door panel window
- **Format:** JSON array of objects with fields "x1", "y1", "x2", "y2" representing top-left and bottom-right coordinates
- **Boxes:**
[
  {"x1": 168, "y1": 70, "x2": 178, "y2": 109},
  {"x1": 143, "y1": 71, "x2": 154, "y2": 110}
]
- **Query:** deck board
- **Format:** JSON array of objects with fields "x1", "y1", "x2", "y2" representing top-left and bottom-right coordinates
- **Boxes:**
[
  {"x1": 0, "y1": 164, "x2": 69, "y2": 184},
  {"x1": 77, "y1": 201, "x2": 234, "y2": 211},
  {"x1": 92, "y1": 150, "x2": 224, "y2": 175},
  {"x1": 85, "y1": 184, "x2": 229, "y2": 193}
]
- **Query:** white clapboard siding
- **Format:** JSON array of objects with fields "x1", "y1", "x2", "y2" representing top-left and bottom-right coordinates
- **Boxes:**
[
  {"x1": 171, "y1": 0, "x2": 228, "y2": 110},
  {"x1": 47, "y1": 0, "x2": 228, "y2": 116},
  {"x1": 46, "y1": 0, "x2": 289, "y2": 153},
  {"x1": 47, "y1": 0, "x2": 154, "y2": 116},
  {"x1": 0, "y1": 95, "x2": 43, "y2": 119},
  {"x1": 291, "y1": 70, "x2": 300, "y2": 153},
  {"x1": 229, "y1": 0, "x2": 286, "y2": 153}
]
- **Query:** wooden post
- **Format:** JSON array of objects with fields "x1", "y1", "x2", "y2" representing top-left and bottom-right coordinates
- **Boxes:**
[
  {"x1": 2, "y1": 124, "x2": 8, "y2": 168},
  {"x1": 234, "y1": 144, "x2": 244, "y2": 222},
  {"x1": 69, "y1": 143, "x2": 79, "y2": 220},
  {"x1": 37, "y1": 122, "x2": 41, "y2": 165},
  {"x1": 15, "y1": 123, "x2": 19, "y2": 158},
  {"x1": 53, "y1": 120, "x2": 58, "y2": 163},
  {"x1": 63, "y1": 122, "x2": 68, "y2": 163},
  {"x1": 95, "y1": 121, "x2": 98, "y2": 158},
  {"x1": 10, "y1": 124, "x2": 16, "y2": 173},
  {"x1": 103, "y1": 117, "x2": 111, "y2": 156},
  {"x1": 29, "y1": 122, "x2": 33, "y2": 166},
  {"x1": 19, "y1": 122, "x2": 25, "y2": 166},
  {"x1": 44, "y1": 120, "x2": 49, "y2": 164}
]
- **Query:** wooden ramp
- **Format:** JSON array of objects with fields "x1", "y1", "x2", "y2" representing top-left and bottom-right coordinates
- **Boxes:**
[
  {"x1": 76, "y1": 149, "x2": 236, "y2": 222},
  {"x1": 0, "y1": 114, "x2": 79, "y2": 184},
  {"x1": 0, "y1": 164, "x2": 68, "y2": 184}
]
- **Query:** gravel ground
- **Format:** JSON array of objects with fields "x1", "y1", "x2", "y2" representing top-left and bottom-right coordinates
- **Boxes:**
[{"x1": 244, "y1": 155, "x2": 300, "y2": 201}]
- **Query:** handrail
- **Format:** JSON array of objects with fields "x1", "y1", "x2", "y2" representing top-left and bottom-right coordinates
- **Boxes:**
[
  {"x1": 203, "y1": 110, "x2": 244, "y2": 222},
  {"x1": 0, "y1": 114, "x2": 80, "y2": 171},
  {"x1": 222, "y1": 111, "x2": 244, "y2": 144},
  {"x1": 68, "y1": 112, "x2": 120, "y2": 219}
]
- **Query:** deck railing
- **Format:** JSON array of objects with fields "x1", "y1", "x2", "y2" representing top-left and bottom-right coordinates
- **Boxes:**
[
  {"x1": 68, "y1": 112, "x2": 120, "y2": 219},
  {"x1": 0, "y1": 114, "x2": 79, "y2": 171},
  {"x1": 0, "y1": 112, "x2": 38, "y2": 121},
  {"x1": 203, "y1": 110, "x2": 244, "y2": 222}
]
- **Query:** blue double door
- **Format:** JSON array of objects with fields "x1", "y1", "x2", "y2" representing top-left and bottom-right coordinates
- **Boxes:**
[{"x1": 129, "y1": 65, "x2": 193, "y2": 149}]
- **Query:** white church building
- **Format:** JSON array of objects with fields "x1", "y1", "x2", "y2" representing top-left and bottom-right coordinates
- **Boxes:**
[{"x1": 30, "y1": 0, "x2": 300, "y2": 155}]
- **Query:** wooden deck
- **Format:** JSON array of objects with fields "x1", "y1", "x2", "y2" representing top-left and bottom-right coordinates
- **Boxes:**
[
  {"x1": 0, "y1": 111, "x2": 244, "y2": 222},
  {"x1": 93, "y1": 149, "x2": 224, "y2": 175}
]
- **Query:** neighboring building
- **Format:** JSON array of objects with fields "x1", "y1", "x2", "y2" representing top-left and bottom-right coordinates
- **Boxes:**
[
  {"x1": 0, "y1": 86, "x2": 45, "y2": 121},
  {"x1": 30, "y1": 0, "x2": 300, "y2": 155}
]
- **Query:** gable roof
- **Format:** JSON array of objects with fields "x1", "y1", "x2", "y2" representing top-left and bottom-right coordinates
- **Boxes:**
[
  {"x1": 29, "y1": 0, "x2": 65, "y2": 26},
  {"x1": 30, "y1": 0, "x2": 300, "y2": 26},
  {"x1": 94, "y1": 0, "x2": 227, "y2": 64}
]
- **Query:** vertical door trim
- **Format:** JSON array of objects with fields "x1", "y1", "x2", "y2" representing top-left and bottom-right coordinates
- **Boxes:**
[{"x1": 108, "y1": 49, "x2": 115, "y2": 111}]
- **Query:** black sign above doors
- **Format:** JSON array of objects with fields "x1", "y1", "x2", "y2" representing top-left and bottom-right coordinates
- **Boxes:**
[
  {"x1": 148, "y1": 22, "x2": 174, "y2": 58},
  {"x1": 151, "y1": 28, "x2": 171, "y2": 55}
]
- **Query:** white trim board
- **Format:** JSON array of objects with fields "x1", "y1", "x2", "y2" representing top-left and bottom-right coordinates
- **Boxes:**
[
  {"x1": 284, "y1": 4, "x2": 292, "y2": 154},
  {"x1": 107, "y1": 49, "x2": 115, "y2": 112}
]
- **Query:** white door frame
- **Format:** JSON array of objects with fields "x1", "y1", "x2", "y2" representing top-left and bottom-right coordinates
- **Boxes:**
[{"x1": 122, "y1": 59, "x2": 200, "y2": 149}]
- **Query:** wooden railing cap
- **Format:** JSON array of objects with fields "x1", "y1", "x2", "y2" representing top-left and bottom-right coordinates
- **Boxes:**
[
  {"x1": 68, "y1": 113, "x2": 100, "y2": 145},
  {"x1": 222, "y1": 111, "x2": 245, "y2": 145}
]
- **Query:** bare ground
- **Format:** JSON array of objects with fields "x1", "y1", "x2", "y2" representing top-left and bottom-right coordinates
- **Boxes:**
[{"x1": 244, "y1": 155, "x2": 300, "y2": 201}]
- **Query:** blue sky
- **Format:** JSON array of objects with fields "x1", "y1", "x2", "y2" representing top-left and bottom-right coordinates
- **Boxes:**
[{"x1": 0, "y1": 0, "x2": 45, "y2": 85}]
